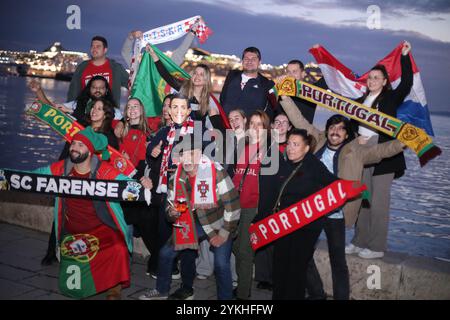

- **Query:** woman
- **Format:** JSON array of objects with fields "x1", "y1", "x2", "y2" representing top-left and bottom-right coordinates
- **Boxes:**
[
  {"x1": 146, "y1": 93, "x2": 198, "y2": 280},
  {"x1": 231, "y1": 110, "x2": 276, "y2": 300},
  {"x1": 262, "y1": 128, "x2": 338, "y2": 299},
  {"x1": 347, "y1": 41, "x2": 414, "y2": 259},
  {"x1": 114, "y1": 98, "x2": 159, "y2": 275},
  {"x1": 272, "y1": 112, "x2": 292, "y2": 153}
]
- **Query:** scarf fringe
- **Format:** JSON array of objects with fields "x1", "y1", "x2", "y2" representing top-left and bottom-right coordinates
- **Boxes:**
[{"x1": 419, "y1": 145, "x2": 442, "y2": 167}]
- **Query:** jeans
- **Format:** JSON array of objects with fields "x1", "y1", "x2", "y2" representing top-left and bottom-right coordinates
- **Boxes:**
[
  {"x1": 196, "y1": 223, "x2": 233, "y2": 300},
  {"x1": 155, "y1": 242, "x2": 197, "y2": 295},
  {"x1": 306, "y1": 218, "x2": 349, "y2": 300}
]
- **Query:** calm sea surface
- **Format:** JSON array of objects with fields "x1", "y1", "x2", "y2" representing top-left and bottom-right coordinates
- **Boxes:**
[{"x1": 0, "y1": 76, "x2": 449, "y2": 260}]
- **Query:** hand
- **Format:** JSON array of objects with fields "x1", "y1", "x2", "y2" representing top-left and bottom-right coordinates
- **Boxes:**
[
  {"x1": 122, "y1": 151, "x2": 130, "y2": 160},
  {"x1": 28, "y1": 79, "x2": 41, "y2": 93},
  {"x1": 145, "y1": 44, "x2": 159, "y2": 61},
  {"x1": 275, "y1": 75, "x2": 287, "y2": 84},
  {"x1": 140, "y1": 176, "x2": 153, "y2": 190},
  {"x1": 151, "y1": 140, "x2": 163, "y2": 158},
  {"x1": 312, "y1": 44, "x2": 320, "y2": 49},
  {"x1": 54, "y1": 104, "x2": 73, "y2": 114},
  {"x1": 357, "y1": 135, "x2": 370, "y2": 145},
  {"x1": 129, "y1": 30, "x2": 143, "y2": 39},
  {"x1": 402, "y1": 41, "x2": 412, "y2": 56},
  {"x1": 210, "y1": 235, "x2": 227, "y2": 247},
  {"x1": 190, "y1": 19, "x2": 200, "y2": 33},
  {"x1": 167, "y1": 206, "x2": 180, "y2": 220}
]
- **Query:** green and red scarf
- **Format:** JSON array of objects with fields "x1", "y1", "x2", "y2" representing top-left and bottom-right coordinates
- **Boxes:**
[
  {"x1": 170, "y1": 155, "x2": 218, "y2": 250},
  {"x1": 25, "y1": 101, "x2": 136, "y2": 177}
]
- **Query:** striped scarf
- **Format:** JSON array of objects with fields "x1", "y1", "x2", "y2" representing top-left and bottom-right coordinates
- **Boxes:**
[{"x1": 156, "y1": 118, "x2": 194, "y2": 193}]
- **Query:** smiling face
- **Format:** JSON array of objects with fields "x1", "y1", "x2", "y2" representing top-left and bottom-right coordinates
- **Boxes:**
[
  {"x1": 286, "y1": 134, "x2": 310, "y2": 163},
  {"x1": 90, "y1": 40, "x2": 107, "y2": 60},
  {"x1": 367, "y1": 69, "x2": 387, "y2": 94},
  {"x1": 229, "y1": 110, "x2": 247, "y2": 135},
  {"x1": 248, "y1": 114, "x2": 265, "y2": 143},
  {"x1": 191, "y1": 66, "x2": 207, "y2": 87},
  {"x1": 126, "y1": 99, "x2": 143, "y2": 124},
  {"x1": 90, "y1": 101, "x2": 106, "y2": 124},
  {"x1": 162, "y1": 97, "x2": 172, "y2": 122},
  {"x1": 286, "y1": 63, "x2": 305, "y2": 81},
  {"x1": 69, "y1": 140, "x2": 90, "y2": 164},
  {"x1": 242, "y1": 51, "x2": 260, "y2": 74},
  {"x1": 272, "y1": 114, "x2": 292, "y2": 139},
  {"x1": 89, "y1": 79, "x2": 107, "y2": 98},
  {"x1": 180, "y1": 149, "x2": 202, "y2": 175},
  {"x1": 169, "y1": 98, "x2": 191, "y2": 124},
  {"x1": 326, "y1": 121, "x2": 348, "y2": 149}
]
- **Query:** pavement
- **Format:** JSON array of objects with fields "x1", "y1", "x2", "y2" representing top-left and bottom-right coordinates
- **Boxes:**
[{"x1": 0, "y1": 222, "x2": 272, "y2": 300}]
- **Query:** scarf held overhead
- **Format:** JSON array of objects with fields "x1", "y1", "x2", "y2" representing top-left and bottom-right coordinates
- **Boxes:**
[
  {"x1": 274, "y1": 78, "x2": 441, "y2": 167},
  {"x1": 128, "y1": 16, "x2": 212, "y2": 91},
  {"x1": 0, "y1": 169, "x2": 152, "y2": 205},
  {"x1": 248, "y1": 180, "x2": 367, "y2": 251},
  {"x1": 25, "y1": 102, "x2": 137, "y2": 177}
]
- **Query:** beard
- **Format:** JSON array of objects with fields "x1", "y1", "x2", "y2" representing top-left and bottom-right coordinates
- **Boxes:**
[{"x1": 70, "y1": 150, "x2": 89, "y2": 164}]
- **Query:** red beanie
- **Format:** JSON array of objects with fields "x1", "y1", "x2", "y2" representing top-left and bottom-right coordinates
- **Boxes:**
[{"x1": 73, "y1": 132, "x2": 95, "y2": 154}]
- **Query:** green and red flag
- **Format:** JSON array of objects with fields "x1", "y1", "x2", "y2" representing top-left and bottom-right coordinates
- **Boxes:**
[
  {"x1": 130, "y1": 44, "x2": 231, "y2": 128},
  {"x1": 59, "y1": 225, "x2": 130, "y2": 298}
]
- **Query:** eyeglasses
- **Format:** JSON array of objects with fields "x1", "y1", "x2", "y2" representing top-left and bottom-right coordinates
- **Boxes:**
[
  {"x1": 243, "y1": 57, "x2": 259, "y2": 63},
  {"x1": 274, "y1": 120, "x2": 290, "y2": 126}
]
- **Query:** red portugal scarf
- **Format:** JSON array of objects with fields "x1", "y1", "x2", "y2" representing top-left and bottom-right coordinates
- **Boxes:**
[
  {"x1": 170, "y1": 155, "x2": 219, "y2": 250},
  {"x1": 249, "y1": 180, "x2": 367, "y2": 251},
  {"x1": 156, "y1": 117, "x2": 194, "y2": 194}
]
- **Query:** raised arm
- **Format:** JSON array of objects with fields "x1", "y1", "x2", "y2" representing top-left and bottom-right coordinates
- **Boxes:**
[
  {"x1": 392, "y1": 41, "x2": 414, "y2": 107},
  {"x1": 146, "y1": 45, "x2": 182, "y2": 91},
  {"x1": 279, "y1": 95, "x2": 322, "y2": 142}
]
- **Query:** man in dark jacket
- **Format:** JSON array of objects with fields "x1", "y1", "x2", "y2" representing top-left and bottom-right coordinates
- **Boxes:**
[{"x1": 220, "y1": 47, "x2": 276, "y2": 117}]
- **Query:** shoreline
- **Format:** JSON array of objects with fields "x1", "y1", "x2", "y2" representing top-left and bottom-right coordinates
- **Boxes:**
[{"x1": 0, "y1": 191, "x2": 449, "y2": 300}]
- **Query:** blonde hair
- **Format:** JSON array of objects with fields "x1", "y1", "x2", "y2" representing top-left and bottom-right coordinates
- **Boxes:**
[
  {"x1": 180, "y1": 64, "x2": 212, "y2": 117},
  {"x1": 121, "y1": 98, "x2": 150, "y2": 139}
]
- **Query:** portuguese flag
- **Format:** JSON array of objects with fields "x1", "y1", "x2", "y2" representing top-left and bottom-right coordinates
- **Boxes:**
[
  {"x1": 130, "y1": 44, "x2": 190, "y2": 117},
  {"x1": 59, "y1": 224, "x2": 130, "y2": 299},
  {"x1": 130, "y1": 44, "x2": 231, "y2": 128}
]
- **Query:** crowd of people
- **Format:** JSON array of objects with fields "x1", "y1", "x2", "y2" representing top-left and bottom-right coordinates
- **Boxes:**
[{"x1": 26, "y1": 28, "x2": 413, "y2": 300}]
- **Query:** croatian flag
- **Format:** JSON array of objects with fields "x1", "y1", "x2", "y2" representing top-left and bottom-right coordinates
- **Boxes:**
[{"x1": 309, "y1": 43, "x2": 435, "y2": 136}]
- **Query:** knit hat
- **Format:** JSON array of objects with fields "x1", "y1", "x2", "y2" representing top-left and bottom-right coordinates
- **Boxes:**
[{"x1": 72, "y1": 126, "x2": 110, "y2": 160}]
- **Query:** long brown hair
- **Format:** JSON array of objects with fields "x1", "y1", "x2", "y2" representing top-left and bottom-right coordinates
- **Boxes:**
[
  {"x1": 121, "y1": 97, "x2": 150, "y2": 139},
  {"x1": 87, "y1": 97, "x2": 114, "y2": 133},
  {"x1": 180, "y1": 64, "x2": 212, "y2": 117},
  {"x1": 359, "y1": 64, "x2": 392, "y2": 108}
]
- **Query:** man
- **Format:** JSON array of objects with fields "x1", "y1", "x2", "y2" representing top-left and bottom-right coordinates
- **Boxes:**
[
  {"x1": 279, "y1": 95, "x2": 405, "y2": 300},
  {"x1": 30, "y1": 75, "x2": 120, "y2": 125},
  {"x1": 220, "y1": 47, "x2": 276, "y2": 117},
  {"x1": 67, "y1": 36, "x2": 129, "y2": 106},
  {"x1": 139, "y1": 134, "x2": 241, "y2": 300},
  {"x1": 30, "y1": 75, "x2": 120, "y2": 266},
  {"x1": 33, "y1": 127, "x2": 153, "y2": 299},
  {"x1": 277, "y1": 60, "x2": 326, "y2": 124}
]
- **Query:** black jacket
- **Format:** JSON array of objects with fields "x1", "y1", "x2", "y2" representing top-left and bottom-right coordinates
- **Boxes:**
[
  {"x1": 354, "y1": 54, "x2": 413, "y2": 178},
  {"x1": 219, "y1": 69, "x2": 275, "y2": 116},
  {"x1": 255, "y1": 152, "x2": 338, "y2": 224}
]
